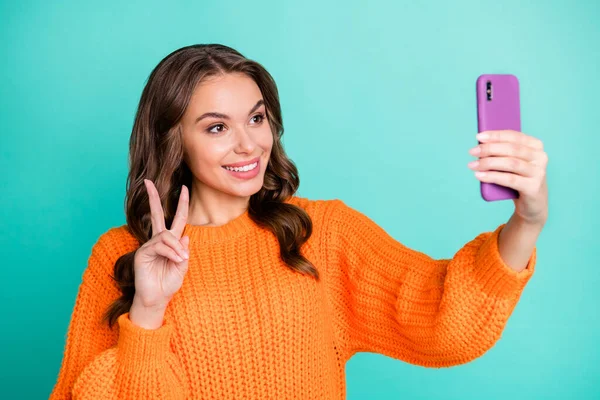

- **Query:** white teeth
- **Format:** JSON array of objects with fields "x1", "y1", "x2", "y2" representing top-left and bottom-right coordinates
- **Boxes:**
[{"x1": 224, "y1": 161, "x2": 258, "y2": 172}]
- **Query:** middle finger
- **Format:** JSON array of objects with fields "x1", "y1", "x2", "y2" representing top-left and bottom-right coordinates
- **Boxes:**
[
  {"x1": 469, "y1": 156, "x2": 536, "y2": 177},
  {"x1": 144, "y1": 179, "x2": 167, "y2": 237},
  {"x1": 470, "y1": 142, "x2": 537, "y2": 162},
  {"x1": 170, "y1": 185, "x2": 189, "y2": 239}
]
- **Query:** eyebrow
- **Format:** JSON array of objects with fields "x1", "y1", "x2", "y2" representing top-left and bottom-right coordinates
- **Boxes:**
[{"x1": 194, "y1": 99, "x2": 265, "y2": 124}]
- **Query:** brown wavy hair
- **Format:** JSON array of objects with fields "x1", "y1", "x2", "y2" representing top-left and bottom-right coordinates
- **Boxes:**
[{"x1": 102, "y1": 44, "x2": 318, "y2": 328}]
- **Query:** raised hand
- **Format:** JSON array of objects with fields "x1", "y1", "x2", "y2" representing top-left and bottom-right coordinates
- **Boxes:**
[
  {"x1": 468, "y1": 129, "x2": 548, "y2": 226},
  {"x1": 129, "y1": 179, "x2": 190, "y2": 328}
]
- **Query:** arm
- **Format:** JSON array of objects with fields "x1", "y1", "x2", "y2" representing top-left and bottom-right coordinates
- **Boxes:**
[
  {"x1": 322, "y1": 200, "x2": 536, "y2": 367},
  {"x1": 49, "y1": 229, "x2": 189, "y2": 399},
  {"x1": 498, "y1": 212, "x2": 544, "y2": 273}
]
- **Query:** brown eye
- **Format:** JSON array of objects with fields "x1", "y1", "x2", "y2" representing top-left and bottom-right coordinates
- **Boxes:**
[
  {"x1": 251, "y1": 113, "x2": 265, "y2": 124},
  {"x1": 207, "y1": 124, "x2": 225, "y2": 134}
]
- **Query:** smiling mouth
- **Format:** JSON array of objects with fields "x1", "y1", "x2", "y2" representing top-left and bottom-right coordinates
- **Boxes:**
[
  {"x1": 221, "y1": 156, "x2": 260, "y2": 172},
  {"x1": 222, "y1": 160, "x2": 259, "y2": 172}
]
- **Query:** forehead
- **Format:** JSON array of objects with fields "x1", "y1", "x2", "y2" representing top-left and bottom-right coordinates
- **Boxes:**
[{"x1": 188, "y1": 73, "x2": 263, "y2": 115}]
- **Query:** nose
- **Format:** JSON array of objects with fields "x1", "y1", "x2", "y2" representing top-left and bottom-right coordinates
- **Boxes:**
[{"x1": 233, "y1": 127, "x2": 257, "y2": 154}]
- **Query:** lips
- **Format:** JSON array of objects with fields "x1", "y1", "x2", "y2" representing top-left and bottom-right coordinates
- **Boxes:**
[{"x1": 222, "y1": 156, "x2": 260, "y2": 168}]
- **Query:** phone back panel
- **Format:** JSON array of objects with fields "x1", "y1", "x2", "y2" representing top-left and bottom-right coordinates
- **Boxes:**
[{"x1": 476, "y1": 74, "x2": 521, "y2": 201}]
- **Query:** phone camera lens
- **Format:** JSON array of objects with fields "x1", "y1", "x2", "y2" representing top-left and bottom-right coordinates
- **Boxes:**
[{"x1": 486, "y1": 81, "x2": 492, "y2": 101}]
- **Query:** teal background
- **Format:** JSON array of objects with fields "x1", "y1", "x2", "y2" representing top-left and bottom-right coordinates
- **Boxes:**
[{"x1": 1, "y1": 0, "x2": 598, "y2": 398}]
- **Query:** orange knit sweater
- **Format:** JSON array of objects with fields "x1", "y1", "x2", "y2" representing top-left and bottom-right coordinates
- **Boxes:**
[{"x1": 49, "y1": 196, "x2": 536, "y2": 399}]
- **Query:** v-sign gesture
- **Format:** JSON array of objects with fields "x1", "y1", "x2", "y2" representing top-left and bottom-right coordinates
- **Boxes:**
[{"x1": 132, "y1": 179, "x2": 190, "y2": 312}]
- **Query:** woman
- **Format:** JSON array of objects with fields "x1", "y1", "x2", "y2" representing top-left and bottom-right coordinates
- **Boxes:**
[{"x1": 49, "y1": 44, "x2": 548, "y2": 399}]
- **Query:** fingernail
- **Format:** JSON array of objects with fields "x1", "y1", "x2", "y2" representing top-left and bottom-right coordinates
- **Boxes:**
[
  {"x1": 176, "y1": 256, "x2": 184, "y2": 262},
  {"x1": 475, "y1": 171, "x2": 486, "y2": 178},
  {"x1": 467, "y1": 161, "x2": 479, "y2": 169},
  {"x1": 183, "y1": 250, "x2": 189, "y2": 259},
  {"x1": 469, "y1": 146, "x2": 481, "y2": 155},
  {"x1": 476, "y1": 133, "x2": 489, "y2": 140}
]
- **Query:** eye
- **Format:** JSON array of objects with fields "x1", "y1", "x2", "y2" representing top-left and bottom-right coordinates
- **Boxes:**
[
  {"x1": 251, "y1": 113, "x2": 265, "y2": 124},
  {"x1": 207, "y1": 124, "x2": 225, "y2": 134}
]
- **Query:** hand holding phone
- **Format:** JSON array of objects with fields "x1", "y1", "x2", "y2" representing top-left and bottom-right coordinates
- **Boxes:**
[{"x1": 475, "y1": 74, "x2": 521, "y2": 201}]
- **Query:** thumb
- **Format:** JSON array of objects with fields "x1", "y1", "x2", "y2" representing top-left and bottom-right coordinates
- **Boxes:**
[
  {"x1": 180, "y1": 235, "x2": 190, "y2": 251},
  {"x1": 175, "y1": 235, "x2": 191, "y2": 276}
]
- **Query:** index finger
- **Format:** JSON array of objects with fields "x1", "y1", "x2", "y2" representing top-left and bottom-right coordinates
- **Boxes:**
[
  {"x1": 144, "y1": 179, "x2": 166, "y2": 237},
  {"x1": 479, "y1": 130, "x2": 543, "y2": 150},
  {"x1": 169, "y1": 185, "x2": 189, "y2": 238}
]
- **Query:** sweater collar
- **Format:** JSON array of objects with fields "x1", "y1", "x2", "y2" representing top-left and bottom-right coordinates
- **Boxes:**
[{"x1": 182, "y1": 208, "x2": 256, "y2": 243}]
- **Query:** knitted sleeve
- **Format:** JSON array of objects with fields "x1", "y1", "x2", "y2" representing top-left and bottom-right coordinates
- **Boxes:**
[
  {"x1": 322, "y1": 199, "x2": 536, "y2": 367},
  {"x1": 49, "y1": 229, "x2": 189, "y2": 399}
]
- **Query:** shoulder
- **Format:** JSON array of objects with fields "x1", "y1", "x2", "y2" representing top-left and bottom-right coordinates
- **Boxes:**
[
  {"x1": 287, "y1": 195, "x2": 367, "y2": 219},
  {"x1": 285, "y1": 195, "x2": 369, "y2": 233},
  {"x1": 285, "y1": 195, "x2": 343, "y2": 221},
  {"x1": 287, "y1": 195, "x2": 388, "y2": 243},
  {"x1": 83, "y1": 225, "x2": 140, "y2": 288},
  {"x1": 91, "y1": 225, "x2": 140, "y2": 261}
]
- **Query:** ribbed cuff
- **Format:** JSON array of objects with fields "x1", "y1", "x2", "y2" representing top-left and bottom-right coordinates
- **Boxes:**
[
  {"x1": 117, "y1": 312, "x2": 174, "y2": 368},
  {"x1": 472, "y1": 224, "x2": 537, "y2": 299}
]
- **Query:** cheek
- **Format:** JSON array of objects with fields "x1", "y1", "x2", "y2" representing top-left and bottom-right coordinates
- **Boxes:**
[
  {"x1": 259, "y1": 128, "x2": 274, "y2": 153},
  {"x1": 186, "y1": 140, "x2": 229, "y2": 173}
]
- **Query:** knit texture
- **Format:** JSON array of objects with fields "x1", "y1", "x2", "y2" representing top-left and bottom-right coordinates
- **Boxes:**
[{"x1": 49, "y1": 196, "x2": 536, "y2": 399}]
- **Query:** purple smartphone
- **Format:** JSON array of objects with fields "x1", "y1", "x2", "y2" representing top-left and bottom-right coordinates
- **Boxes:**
[{"x1": 476, "y1": 74, "x2": 521, "y2": 201}]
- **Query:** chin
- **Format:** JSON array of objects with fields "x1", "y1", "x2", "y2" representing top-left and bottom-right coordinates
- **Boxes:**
[{"x1": 223, "y1": 178, "x2": 265, "y2": 198}]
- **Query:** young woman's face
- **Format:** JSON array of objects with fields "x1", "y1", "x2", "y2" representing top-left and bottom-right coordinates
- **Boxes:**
[{"x1": 180, "y1": 72, "x2": 273, "y2": 199}]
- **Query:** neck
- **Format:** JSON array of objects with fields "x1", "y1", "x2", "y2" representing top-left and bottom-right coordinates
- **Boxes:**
[{"x1": 188, "y1": 181, "x2": 250, "y2": 227}]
